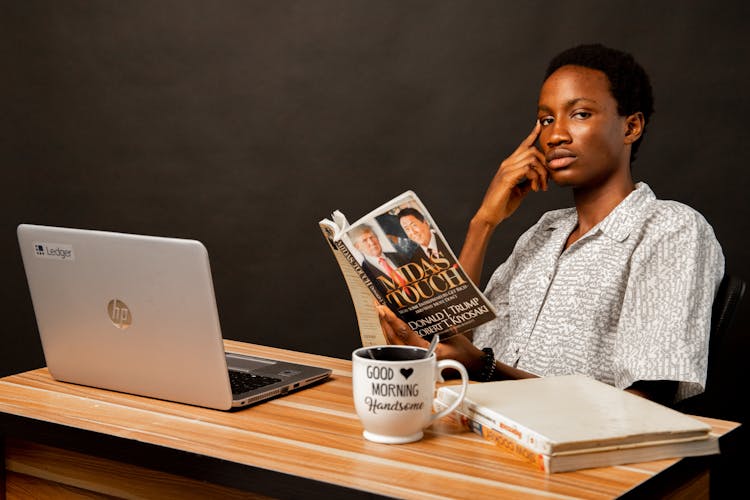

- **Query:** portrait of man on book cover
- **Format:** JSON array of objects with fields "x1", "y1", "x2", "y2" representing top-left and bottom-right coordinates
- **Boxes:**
[
  {"x1": 347, "y1": 222, "x2": 414, "y2": 298},
  {"x1": 341, "y1": 199, "x2": 493, "y2": 339},
  {"x1": 396, "y1": 206, "x2": 453, "y2": 265},
  {"x1": 321, "y1": 190, "x2": 497, "y2": 342}
]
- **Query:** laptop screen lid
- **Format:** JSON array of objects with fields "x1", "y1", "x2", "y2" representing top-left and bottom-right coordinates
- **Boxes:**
[{"x1": 17, "y1": 224, "x2": 331, "y2": 410}]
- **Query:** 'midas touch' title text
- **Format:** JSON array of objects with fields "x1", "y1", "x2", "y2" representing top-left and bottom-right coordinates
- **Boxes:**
[{"x1": 376, "y1": 256, "x2": 465, "y2": 308}]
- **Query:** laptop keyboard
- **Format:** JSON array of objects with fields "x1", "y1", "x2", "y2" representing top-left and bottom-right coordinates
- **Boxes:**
[{"x1": 229, "y1": 370, "x2": 282, "y2": 395}]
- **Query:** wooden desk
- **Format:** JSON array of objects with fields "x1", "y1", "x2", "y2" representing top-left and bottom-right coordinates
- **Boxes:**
[{"x1": 0, "y1": 341, "x2": 741, "y2": 499}]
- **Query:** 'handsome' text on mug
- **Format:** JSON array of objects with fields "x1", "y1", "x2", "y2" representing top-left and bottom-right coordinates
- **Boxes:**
[{"x1": 366, "y1": 365, "x2": 422, "y2": 413}]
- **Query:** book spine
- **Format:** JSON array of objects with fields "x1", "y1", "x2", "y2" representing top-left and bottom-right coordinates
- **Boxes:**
[
  {"x1": 319, "y1": 223, "x2": 385, "y2": 303},
  {"x1": 319, "y1": 224, "x2": 387, "y2": 346},
  {"x1": 454, "y1": 413, "x2": 549, "y2": 472},
  {"x1": 438, "y1": 390, "x2": 554, "y2": 455},
  {"x1": 331, "y1": 239, "x2": 385, "y2": 303}
]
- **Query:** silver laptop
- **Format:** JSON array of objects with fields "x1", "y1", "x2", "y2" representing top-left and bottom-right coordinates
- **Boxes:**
[{"x1": 17, "y1": 224, "x2": 331, "y2": 410}]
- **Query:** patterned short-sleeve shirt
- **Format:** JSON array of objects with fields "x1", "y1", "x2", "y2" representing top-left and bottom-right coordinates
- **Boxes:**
[{"x1": 473, "y1": 183, "x2": 724, "y2": 401}]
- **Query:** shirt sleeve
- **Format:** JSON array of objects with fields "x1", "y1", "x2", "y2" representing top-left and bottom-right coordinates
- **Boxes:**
[
  {"x1": 472, "y1": 259, "x2": 512, "y2": 351},
  {"x1": 613, "y1": 204, "x2": 724, "y2": 401},
  {"x1": 471, "y1": 219, "x2": 544, "y2": 357}
]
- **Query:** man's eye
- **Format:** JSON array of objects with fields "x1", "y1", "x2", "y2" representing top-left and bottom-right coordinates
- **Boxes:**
[
  {"x1": 573, "y1": 111, "x2": 591, "y2": 119},
  {"x1": 539, "y1": 117, "x2": 553, "y2": 126}
]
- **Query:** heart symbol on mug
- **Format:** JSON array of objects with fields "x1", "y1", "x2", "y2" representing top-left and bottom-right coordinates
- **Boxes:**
[{"x1": 400, "y1": 368, "x2": 414, "y2": 379}]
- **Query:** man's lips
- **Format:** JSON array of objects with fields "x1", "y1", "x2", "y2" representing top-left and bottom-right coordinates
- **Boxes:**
[{"x1": 545, "y1": 148, "x2": 577, "y2": 169}]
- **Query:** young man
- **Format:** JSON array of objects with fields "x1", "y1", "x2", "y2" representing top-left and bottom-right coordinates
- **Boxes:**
[{"x1": 378, "y1": 44, "x2": 724, "y2": 405}]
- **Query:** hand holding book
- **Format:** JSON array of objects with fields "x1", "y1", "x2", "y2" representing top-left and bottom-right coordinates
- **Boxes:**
[
  {"x1": 376, "y1": 305, "x2": 486, "y2": 377},
  {"x1": 320, "y1": 191, "x2": 497, "y2": 346}
]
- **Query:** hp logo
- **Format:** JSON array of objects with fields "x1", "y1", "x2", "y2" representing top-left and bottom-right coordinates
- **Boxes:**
[{"x1": 107, "y1": 299, "x2": 132, "y2": 329}]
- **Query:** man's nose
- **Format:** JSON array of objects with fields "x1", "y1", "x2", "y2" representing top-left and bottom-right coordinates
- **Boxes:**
[{"x1": 546, "y1": 120, "x2": 571, "y2": 147}]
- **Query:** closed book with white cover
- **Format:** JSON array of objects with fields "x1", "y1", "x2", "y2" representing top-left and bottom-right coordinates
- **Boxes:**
[{"x1": 437, "y1": 375, "x2": 715, "y2": 461}]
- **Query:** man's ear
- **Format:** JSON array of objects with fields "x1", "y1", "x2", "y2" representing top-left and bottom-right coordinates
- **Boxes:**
[{"x1": 624, "y1": 112, "x2": 645, "y2": 144}]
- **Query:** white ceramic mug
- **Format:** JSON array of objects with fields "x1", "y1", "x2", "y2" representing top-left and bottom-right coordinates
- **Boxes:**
[{"x1": 352, "y1": 345, "x2": 469, "y2": 444}]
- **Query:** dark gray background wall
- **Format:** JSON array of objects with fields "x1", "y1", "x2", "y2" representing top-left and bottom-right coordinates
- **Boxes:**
[{"x1": 2, "y1": 1, "x2": 748, "y2": 415}]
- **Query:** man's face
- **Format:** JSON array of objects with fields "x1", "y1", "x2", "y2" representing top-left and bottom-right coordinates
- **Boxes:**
[
  {"x1": 537, "y1": 65, "x2": 630, "y2": 188},
  {"x1": 354, "y1": 229, "x2": 383, "y2": 257},
  {"x1": 400, "y1": 215, "x2": 431, "y2": 246}
]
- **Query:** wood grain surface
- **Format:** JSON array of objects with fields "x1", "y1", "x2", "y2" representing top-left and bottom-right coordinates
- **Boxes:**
[{"x1": 0, "y1": 340, "x2": 740, "y2": 499}]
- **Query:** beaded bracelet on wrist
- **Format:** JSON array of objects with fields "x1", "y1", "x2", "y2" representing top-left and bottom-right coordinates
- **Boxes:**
[{"x1": 478, "y1": 347, "x2": 496, "y2": 382}]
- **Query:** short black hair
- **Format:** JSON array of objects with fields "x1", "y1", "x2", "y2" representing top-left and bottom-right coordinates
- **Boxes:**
[
  {"x1": 397, "y1": 207, "x2": 426, "y2": 222},
  {"x1": 544, "y1": 43, "x2": 654, "y2": 162}
]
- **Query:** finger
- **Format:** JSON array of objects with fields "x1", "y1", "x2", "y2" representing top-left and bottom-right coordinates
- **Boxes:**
[
  {"x1": 530, "y1": 161, "x2": 549, "y2": 192},
  {"x1": 381, "y1": 323, "x2": 406, "y2": 345},
  {"x1": 377, "y1": 305, "x2": 427, "y2": 347},
  {"x1": 512, "y1": 121, "x2": 542, "y2": 154},
  {"x1": 505, "y1": 146, "x2": 545, "y2": 173},
  {"x1": 377, "y1": 306, "x2": 404, "y2": 345},
  {"x1": 377, "y1": 305, "x2": 405, "y2": 344},
  {"x1": 514, "y1": 170, "x2": 535, "y2": 191},
  {"x1": 527, "y1": 148, "x2": 549, "y2": 191},
  {"x1": 524, "y1": 152, "x2": 549, "y2": 191},
  {"x1": 511, "y1": 157, "x2": 546, "y2": 191},
  {"x1": 505, "y1": 153, "x2": 541, "y2": 184}
]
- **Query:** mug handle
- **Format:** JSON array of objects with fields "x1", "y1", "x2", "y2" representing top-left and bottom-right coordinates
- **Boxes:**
[{"x1": 429, "y1": 359, "x2": 469, "y2": 423}]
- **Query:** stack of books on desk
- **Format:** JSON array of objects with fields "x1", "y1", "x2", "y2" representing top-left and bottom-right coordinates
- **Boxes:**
[{"x1": 436, "y1": 375, "x2": 719, "y2": 474}]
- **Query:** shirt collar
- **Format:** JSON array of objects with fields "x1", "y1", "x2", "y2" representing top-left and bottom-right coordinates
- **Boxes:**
[
  {"x1": 596, "y1": 182, "x2": 655, "y2": 242},
  {"x1": 422, "y1": 233, "x2": 438, "y2": 252},
  {"x1": 541, "y1": 182, "x2": 655, "y2": 243},
  {"x1": 364, "y1": 254, "x2": 389, "y2": 267}
]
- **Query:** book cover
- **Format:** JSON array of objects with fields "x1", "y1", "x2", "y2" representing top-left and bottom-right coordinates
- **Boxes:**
[
  {"x1": 437, "y1": 403, "x2": 719, "y2": 473},
  {"x1": 436, "y1": 375, "x2": 715, "y2": 460},
  {"x1": 319, "y1": 191, "x2": 497, "y2": 346}
]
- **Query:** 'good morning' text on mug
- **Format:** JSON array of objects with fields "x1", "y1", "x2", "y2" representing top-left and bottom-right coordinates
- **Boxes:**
[
  {"x1": 365, "y1": 364, "x2": 424, "y2": 413},
  {"x1": 352, "y1": 345, "x2": 468, "y2": 444}
]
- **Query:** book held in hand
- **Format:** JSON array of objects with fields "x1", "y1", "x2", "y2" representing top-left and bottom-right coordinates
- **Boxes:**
[
  {"x1": 436, "y1": 375, "x2": 719, "y2": 474},
  {"x1": 319, "y1": 191, "x2": 496, "y2": 346}
]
